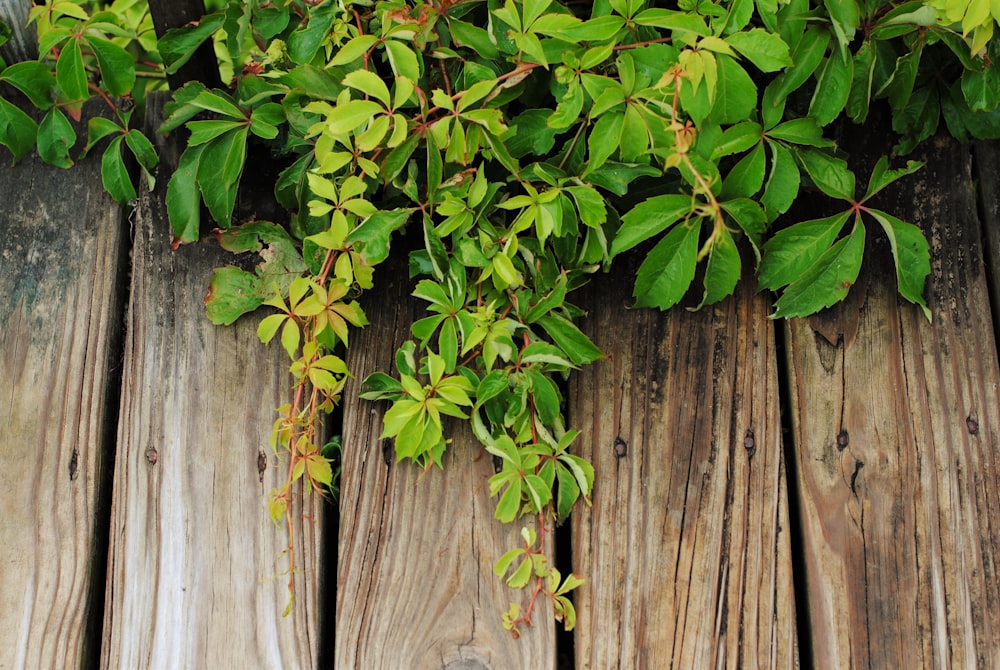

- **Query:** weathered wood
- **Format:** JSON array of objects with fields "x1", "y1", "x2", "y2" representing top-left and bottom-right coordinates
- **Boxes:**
[
  {"x1": 100, "y1": 95, "x2": 321, "y2": 668},
  {"x1": 0, "y1": 107, "x2": 125, "y2": 669},
  {"x1": 337, "y1": 261, "x2": 557, "y2": 669},
  {"x1": 974, "y1": 140, "x2": 1000, "y2": 343},
  {"x1": 785, "y1": 135, "x2": 1000, "y2": 667},
  {"x1": 569, "y1": 267, "x2": 798, "y2": 668},
  {"x1": 146, "y1": 0, "x2": 222, "y2": 89}
]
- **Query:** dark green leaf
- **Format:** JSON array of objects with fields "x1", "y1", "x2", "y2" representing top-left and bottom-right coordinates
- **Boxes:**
[
  {"x1": 809, "y1": 49, "x2": 853, "y2": 126},
  {"x1": 795, "y1": 148, "x2": 855, "y2": 201},
  {"x1": 847, "y1": 40, "x2": 876, "y2": 123},
  {"x1": 101, "y1": 136, "x2": 135, "y2": 205},
  {"x1": 124, "y1": 130, "x2": 158, "y2": 173},
  {"x1": 721, "y1": 198, "x2": 767, "y2": 255},
  {"x1": 82, "y1": 116, "x2": 122, "y2": 157},
  {"x1": 632, "y1": 222, "x2": 700, "y2": 310},
  {"x1": 697, "y1": 227, "x2": 741, "y2": 308},
  {"x1": 527, "y1": 370, "x2": 560, "y2": 426},
  {"x1": 585, "y1": 162, "x2": 660, "y2": 196},
  {"x1": 766, "y1": 117, "x2": 834, "y2": 147},
  {"x1": 760, "y1": 140, "x2": 800, "y2": 221},
  {"x1": 449, "y1": 18, "x2": 500, "y2": 59},
  {"x1": 710, "y1": 121, "x2": 761, "y2": 159},
  {"x1": 0, "y1": 61, "x2": 56, "y2": 109},
  {"x1": 288, "y1": 2, "x2": 336, "y2": 63},
  {"x1": 477, "y1": 369, "x2": 511, "y2": 406},
  {"x1": 772, "y1": 222, "x2": 865, "y2": 318},
  {"x1": 56, "y1": 38, "x2": 88, "y2": 102},
  {"x1": 823, "y1": 0, "x2": 859, "y2": 49},
  {"x1": 505, "y1": 109, "x2": 560, "y2": 158},
  {"x1": 87, "y1": 36, "x2": 135, "y2": 97},
  {"x1": 612, "y1": 193, "x2": 692, "y2": 257},
  {"x1": 863, "y1": 156, "x2": 923, "y2": 200},
  {"x1": 720, "y1": 141, "x2": 765, "y2": 198},
  {"x1": 709, "y1": 55, "x2": 757, "y2": 125},
  {"x1": 37, "y1": 107, "x2": 75, "y2": 168},
  {"x1": 0, "y1": 98, "x2": 38, "y2": 162},
  {"x1": 166, "y1": 143, "x2": 206, "y2": 245},
  {"x1": 759, "y1": 211, "x2": 851, "y2": 290},
  {"x1": 587, "y1": 111, "x2": 623, "y2": 172},
  {"x1": 769, "y1": 26, "x2": 831, "y2": 105},
  {"x1": 158, "y1": 13, "x2": 225, "y2": 74},
  {"x1": 961, "y1": 65, "x2": 1000, "y2": 113},
  {"x1": 867, "y1": 208, "x2": 930, "y2": 319},
  {"x1": 536, "y1": 314, "x2": 604, "y2": 365}
]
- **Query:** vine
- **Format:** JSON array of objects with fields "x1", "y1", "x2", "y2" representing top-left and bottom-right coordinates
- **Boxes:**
[{"x1": 2, "y1": 0, "x2": 999, "y2": 637}]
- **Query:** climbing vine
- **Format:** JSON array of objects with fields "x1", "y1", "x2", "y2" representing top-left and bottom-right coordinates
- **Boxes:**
[{"x1": 2, "y1": 0, "x2": 999, "y2": 636}]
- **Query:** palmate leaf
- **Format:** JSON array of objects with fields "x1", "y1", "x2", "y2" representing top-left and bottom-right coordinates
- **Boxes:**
[{"x1": 759, "y1": 211, "x2": 851, "y2": 290}]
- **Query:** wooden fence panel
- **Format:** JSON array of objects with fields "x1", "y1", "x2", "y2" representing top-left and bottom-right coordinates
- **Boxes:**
[
  {"x1": 100, "y1": 99, "x2": 321, "y2": 669},
  {"x1": 0, "y1": 108, "x2": 126, "y2": 670},
  {"x1": 569, "y1": 268, "x2": 798, "y2": 669},
  {"x1": 785, "y1": 135, "x2": 1000, "y2": 667},
  {"x1": 337, "y1": 262, "x2": 557, "y2": 669}
]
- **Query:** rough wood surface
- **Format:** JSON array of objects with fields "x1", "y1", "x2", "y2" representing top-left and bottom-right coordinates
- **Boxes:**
[
  {"x1": 0, "y1": 109, "x2": 126, "y2": 670},
  {"x1": 337, "y1": 260, "x2": 556, "y2": 669},
  {"x1": 785, "y1": 135, "x2": 1000, "y2": 667},
  {"x1": 569, "y1": 266, "x2": 798, "y2": 669},
  {"x1": 100, "y1": 96, "x2": 321, "y2": 669},
  {"x1": 974, "y1": 140, "x2": 1000, "y2": 345}
]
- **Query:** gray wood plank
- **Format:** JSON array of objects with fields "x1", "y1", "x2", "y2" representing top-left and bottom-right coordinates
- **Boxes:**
[
  {"x1": 337, "y1": 261, "x2": 558, "y2": 669},
  {"x1": 786, "y1": 135, "x2": 1000, "y2": 667},
  {"x1": 0, "y1": 107, "x2": 125, "y2": 669},
  {"x1": 100, "y1": 95, "x2": 321, "y2": 669},
  {"x1": 569, "y1": 268, "x2": 798, "y2": 669}
]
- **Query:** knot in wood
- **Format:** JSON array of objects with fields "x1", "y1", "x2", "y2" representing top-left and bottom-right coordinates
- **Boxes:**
[
  {"x1": 743, "y1": 429, "x2": 755, "y2": 453},
  {"x1": 967, "y1": 415, "x2": 979, "y2": 435},
  {"x1": 613, "y1": 436, "x2": 627, "y2": 459},
  {"x1": 836, "y1": 430, "x2": 849, "y2": 450},
  {"x1": 145, "y1": 446, "x2": 159, "y2": 465}
]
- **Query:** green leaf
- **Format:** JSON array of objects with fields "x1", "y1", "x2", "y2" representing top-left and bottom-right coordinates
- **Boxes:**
[
  {"x1": 326, "y1": 99, "x2": 384, "y2": 135},
  {"x1": 795, "y1": 148, "x2": 855, "y2": 201},
  {"x1": 772, "y1": 222, "x2": 865, "y2": 318},
  {"x1": 587, "y1": 111, "x2": 624, "y2": 171},
  {"x1": 632, "y1": 8, "x2": 710, "y2": 35},
  {"x1": 961, "y1": 64, "x2": 1000, "y2": 112},
  {"x1": 56, "y1": 38, "x2": 88, "y2": 102},
  {"x1": 768, "y1": 26, "x2": 831, "y2": 104},
  {"x1": 505, "y1": 109, "x2": 560, "y2": 158},
  {"x1": 632, "y1": 222, "x2": 700, "y2": 310},
  {"x1": 847, "y1": 40, "x2": 877, "y2": 123},
  {"x1": 87, "y1": 36, "x2": 135, "y2": 97},
  {"x1": 83, "y1": 116, "x2": 122, "y2": 157},
  {"x1": 449, "y1": 18, "x2": 500, "y2": 59},
  {"x1": 0, "y1": 98, "x2": 38, "y2": 162},
  {"x1": 766, "y1": 117, "x2": 834, "y2": 147},
  {"x1": 760, "y1": 140, "x2": 800, "y2": 221},
  {"x1": 867, "y1": 208, "x2": 930, "y2": 319},
  {"x1": 345, "y1": 209, "x2": 413, "y2": 265},
  {"x1": 343, "y1": 69, "x2": 392, "y2": 107},
  {"x1": 809, "y1": 49, "x2": 853, "y2": 126},
  {"x1": 186, "y1": 119, "x2": 246, "y2": 146},
  {"x1": 824, "y1": 0, "x2": 859, "y2": 49},
  {"x1": 759, "y1": 211, "x2": 851, "y2": 290},
  {"x1": 287, "y1": 1, "x2": 336, "y2": 63},
  {"x1": 709, "y1": 55, "x2": 757, "y2": 125},
  {"x1": 124, "y1": 130, "x2": 158, "y2": 174},
  {"x1": 0, "y1": 61, "x2": 56, "y2": 109},
  {"x1": 537, "y1": 314, "x2": 604, "y2": 365},
  {"x1": 864, "y1": 156, "x2": 924, "y2": 200},
  {"x1": 158, "y1": 12, "x2": 225, "y2": 74},
  {"x1": 710, "y1": 121, "x2": 761, "y2": 159},
  {"x1": 37, "y1": 107, "x2": 75, "y2": 168},
  {"x1": 205, "y1": 266, "x2": 262, "y2": 325},
  {"x1": 725, "y1": 28, "x2": 792, "y2": 72},
  {"x1": 166, "y1": 143, "x2": 206, "y2": 245},
  {"x1": 101, "y1": 136, "x2": 135, "y2": 205},
  {"x1": 697, "y1": 228, "x2": 741, "y2": 308},
  {"x1": 197, "y1": 128, "x2": 247, "y2": 225},
  {"x1": 720, "y1": 141, "x2": 765, "y2": 198},
  {"x1": 612, "y1": 194, "x2": 693, "y2": 257},
  {"x1": 720, "y1": 198, "x2": 767, "y2": 255}
]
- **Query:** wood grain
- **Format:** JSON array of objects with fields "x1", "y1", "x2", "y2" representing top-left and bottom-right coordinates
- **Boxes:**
[
  {"x1": 336, "y1": 259, "x2": 557, "y2": 669},
  {"x1": 0, "y1": 108, "x2": 126, "y2": 670},
  {"x1": 100, "y1": 97, "x2": 321, "y2": 669},
  {"x1": 569, "y1": 264, "x2": 798, "y2": 669},
  {"x1": 785, "y1": 135, "x2": 1000, "y2": 667}
]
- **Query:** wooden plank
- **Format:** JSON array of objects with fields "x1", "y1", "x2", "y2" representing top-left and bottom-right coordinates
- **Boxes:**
[
  {"x1": 785, "y1": 135, "x2": 1000, "y2": 667},
  {"x1": 569, "y1": 266, "x2": 798, "y2": 668},
  {"x1": 337, "y1": 261, "x2": 557, "y2": 669},
  {"x1": 100, "y1": 95, "x2": 321, "y2": 668},
  {"x1": 0, "y1": 107, "x2": 125, "y2": 668},
  {"x1": 974, "y1": 140, "x2": 1000, "y2": 345}
]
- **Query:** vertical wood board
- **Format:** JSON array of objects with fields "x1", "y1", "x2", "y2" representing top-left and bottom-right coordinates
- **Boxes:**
[
  {"x1": 100, "y1": 98, "x2": 321, "y2": 669},
  {"x1": 570, "y1": 268, "x2": 798, "y2": 669},
  {"x1": 0, "y1": 114, "x2": 125, "y2": 670},
  {"x1": 337, "y1": 261, "x2": 557, "y2": 669},
  {"x1": 785, "y1": 135, "x2": 1000, "y2": 667}
]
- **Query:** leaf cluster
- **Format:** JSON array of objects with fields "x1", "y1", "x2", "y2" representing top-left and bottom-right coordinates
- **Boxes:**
[{"x1": 4, "y1": 0, "x2": 1000, "y2": 635}]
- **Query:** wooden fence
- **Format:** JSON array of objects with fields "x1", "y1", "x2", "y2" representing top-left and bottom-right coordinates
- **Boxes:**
[{"x1": 3, "y1": 48, "x2": 1000, "y2": 670}]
